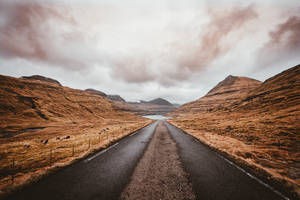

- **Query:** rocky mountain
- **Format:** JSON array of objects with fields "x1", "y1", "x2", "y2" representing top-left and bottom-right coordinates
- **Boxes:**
[
  {"x1": 107, "y1": 95, "x2": 125, "y2": 102},
  {"x1": 114, "y1": 98, "x2": 175, "y2": 116},
  {"x1": 21, "y1": 75, "x2": 62, "y2": 86},
  {"x1": 85, "y1": 88, "x2": 107, "y2": 97},
  {"x1": 147, "y1": 98, "x2": 173, "y2": 106},
  {"x1": 85, "y1": 88, "x2": 125, "y2": 102},
  {"x1": 83, "y1": 89, "x2": 174, "y2": 115},
  {"x1": 168, "y1": 64, "x2": 300, "y2": 198},
  {"x1": 173, "y1": 75, "x2": 261, "y2": 115}
]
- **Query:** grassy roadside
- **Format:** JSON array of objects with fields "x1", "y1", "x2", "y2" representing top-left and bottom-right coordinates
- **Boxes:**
[
  {"x1": 0, "y1": 119, "x2": 153, "y2": 199},
  {"x1": 167, "y1": 120, "x2": 299, "y2": 200}
]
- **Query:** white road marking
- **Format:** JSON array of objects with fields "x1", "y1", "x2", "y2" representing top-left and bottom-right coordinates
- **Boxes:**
[
  {"x1": 214, "y1": 152, "x2": 290, "y2": 200},
  {"x1": 194, "y1": 138, "x2": 200, "y2": 143},
  {"x1": 130, "y1": 132, "x2": 138, "y2": 137},
  {"x1": 85, "y1": 142, "x2": 119, "y2": 163}
]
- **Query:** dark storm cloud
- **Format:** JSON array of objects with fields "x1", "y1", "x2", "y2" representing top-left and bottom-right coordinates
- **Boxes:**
[{"x1": 257, "y1": 15, "x2": 300, "y2": 67}]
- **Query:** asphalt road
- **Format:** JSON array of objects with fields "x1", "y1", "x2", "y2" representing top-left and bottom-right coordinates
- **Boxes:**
[
  {"x1": 165, "y1": 121, "x2": 287, "y2": 200},
  {"x1": 6, "y1": 120, "x2": 288, "y2": 200},
  {"x1": 7, "y1": 121, "x2": 159, "y2": 200}
]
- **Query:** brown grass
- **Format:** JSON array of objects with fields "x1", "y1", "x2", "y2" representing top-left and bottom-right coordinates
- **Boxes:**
[
  {"x1": 0, "y1": 119, "x2": 152, "y2": 197},
  {"x1": 168, "y1": 106, "x2": 300, "y2": 198},
  {"x1": 0, "y1": 74, "x2": 153, "y2": 197}
]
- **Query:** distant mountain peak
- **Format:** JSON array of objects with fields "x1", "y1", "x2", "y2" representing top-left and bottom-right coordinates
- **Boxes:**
[
  {"x1": 148, "y1": 98, "x2": 173, "y2": 106},
  {"x1": 207, "y1": 75, "x2": 261, "y2": 97}
]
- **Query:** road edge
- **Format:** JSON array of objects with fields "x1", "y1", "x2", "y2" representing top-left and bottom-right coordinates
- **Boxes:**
[
  {"x1": 165, "y1": 121, "x2": 299, "y2": 200},
  {"x1": 0, "y1": 120, "x2": 155, "y2": 200}
]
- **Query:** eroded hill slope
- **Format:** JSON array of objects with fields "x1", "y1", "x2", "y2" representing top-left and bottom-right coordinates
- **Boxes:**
[
  {"x1": 169, "y1": 65, "x2": 300, "y2": 198},
  {"x1": 0, "y1": 74, "x2": 151, "y2": 196}
]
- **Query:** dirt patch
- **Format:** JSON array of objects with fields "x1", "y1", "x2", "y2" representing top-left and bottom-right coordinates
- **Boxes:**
[{"x1": 120, "y1": 121, "x2": 195, "y2": 200}]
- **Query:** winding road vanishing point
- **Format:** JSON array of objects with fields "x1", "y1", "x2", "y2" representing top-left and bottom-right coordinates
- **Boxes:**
[{"x1": 7, "y1": 120, "x2": 289, "y2": 200}]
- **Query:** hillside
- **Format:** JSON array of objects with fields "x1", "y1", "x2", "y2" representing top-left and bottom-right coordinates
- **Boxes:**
[
  {"x1": 169, "y1": 64, "x2": 300, "y2": 198},
  {"x1": 173, "y1": 75, "x2": 261, "y2": 115},
  {"x1": 114, "y1": 98, "x2": 175, "y2": 116},
  {"x1": 148, "y1": 98, "x2": 173, "y2": 106},
  {"x1": 83, "y1": 90, "x2": 175, "y2": 116},
  {"x1": 107, "y1": 95, "x2": 126, "y2": 102},
  {"x1": 0, "y1": 75, "x2": 151, "y2": 196}
]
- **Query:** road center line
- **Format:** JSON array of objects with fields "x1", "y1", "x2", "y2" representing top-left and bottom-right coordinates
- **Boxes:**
[
  {"x1": 214, "y1": 152, "x2": 289, "y2": 200},
  {"x1": 85, "y1": 142, "x2": 119, "y2": 163}
]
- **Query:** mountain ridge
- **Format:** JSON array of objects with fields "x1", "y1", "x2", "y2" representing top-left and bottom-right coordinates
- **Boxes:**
[{"x1": 168, "y1": 64, "x2": 300, "y2": 198}]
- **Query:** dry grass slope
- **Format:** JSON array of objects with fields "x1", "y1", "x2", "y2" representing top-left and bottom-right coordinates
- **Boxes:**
[
  {"x1": 169, "y1": 64, "x2": 300, "y2": 198},
  {"x1": 0, "y1": 75, "x2": 152, "y2": 197}
]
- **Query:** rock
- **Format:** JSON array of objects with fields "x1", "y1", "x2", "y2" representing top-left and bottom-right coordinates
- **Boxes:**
[
  {"x1": 40, "y1": 139, "x2": 48, "y2": 144},
  {"x1": 107, "y1": 95, "x2": 125, "y2": 102},
  {"x1": 226, "y1": 126, "x2": 232, "y2": 132},
  {"x1": 21, "y1": 75, "x2": 61, "y2": 86},
  {"x1": 85, "y1": 89, "x2": 107, "y2": 97},
  {"x1": 24, "y1": 143, "x2": 30, "y2": 148}
]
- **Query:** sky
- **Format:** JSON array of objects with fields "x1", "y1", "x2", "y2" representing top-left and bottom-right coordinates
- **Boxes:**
[{"x1": 0, "y1": 0, "x2": 299, "y2": 104}]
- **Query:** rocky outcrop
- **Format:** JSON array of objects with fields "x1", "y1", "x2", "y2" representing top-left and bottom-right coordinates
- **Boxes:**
[
  {"x1": 85, "y1": 88, "x2": 107, "y2": 97},
  {"x1": 21, "y1": 75, "x2": 61, "y2": 86},
  {"x1": 107, "y1": 95, "x2": 125, "y2": 102}
]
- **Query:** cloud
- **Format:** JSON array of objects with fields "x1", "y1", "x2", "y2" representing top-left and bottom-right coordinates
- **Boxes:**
[
  {"x1": 177, "y1": 4, "x2": 257, "y2": 72},
  {"x1": 0, "y1": 1, "x2": 96, "y2": 70},
  {"x1": 257, "y1": 15, "x2": 300, "y2": 67},
  {"x1": 109, "y1": 4, "x2": 258, "y2": 85},
  {"x1": 1, "y1": 0, "x2": 299, "y2": 104},
  {"x1": 111, "y1": 55, "x2": 156, "y2": 83}
]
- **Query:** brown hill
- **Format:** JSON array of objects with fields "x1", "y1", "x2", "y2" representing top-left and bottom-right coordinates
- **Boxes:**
[
  {"x1": 0, "y1": 75, "x2": 137, "y2": 128},
  {"x1": 0, "y1": 74, "x2": 151, "y2": 195},
  {"x1": 172, "y1": 75, "x2": 261, "y2": 115},
  {"x1": 169, "y1": 64, "x2": 300, "y2": 198},
  {"x1": 115, "y1": 101, "x2": 175, "y2": 116},
  {"x1": 236, "y1": 65, "x2": 300, "y2": 112},
  {"x1": 147, "y1": 98, "x2": 173, "y2": 106},
  {"x1": 113, "y1": 98, "x2": 175, "y2": 116}
]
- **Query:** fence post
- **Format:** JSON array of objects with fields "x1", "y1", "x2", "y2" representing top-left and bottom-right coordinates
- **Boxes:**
[
  {"x1": 11, "y1": 158, "x2": 15, "y2": 184},
  {"x1": 72, "y1": 144, "x2": 74, "y2": 156}
]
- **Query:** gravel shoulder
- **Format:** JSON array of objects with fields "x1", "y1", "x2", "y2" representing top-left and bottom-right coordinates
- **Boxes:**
[{"x1": 120, "y1": 120, "x2": 195, "y2": 200}]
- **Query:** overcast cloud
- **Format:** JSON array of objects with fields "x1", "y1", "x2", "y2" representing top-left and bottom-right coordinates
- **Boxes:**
[{"x1": 0, "y1": 0, "x2": 299, "y2": 104}]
